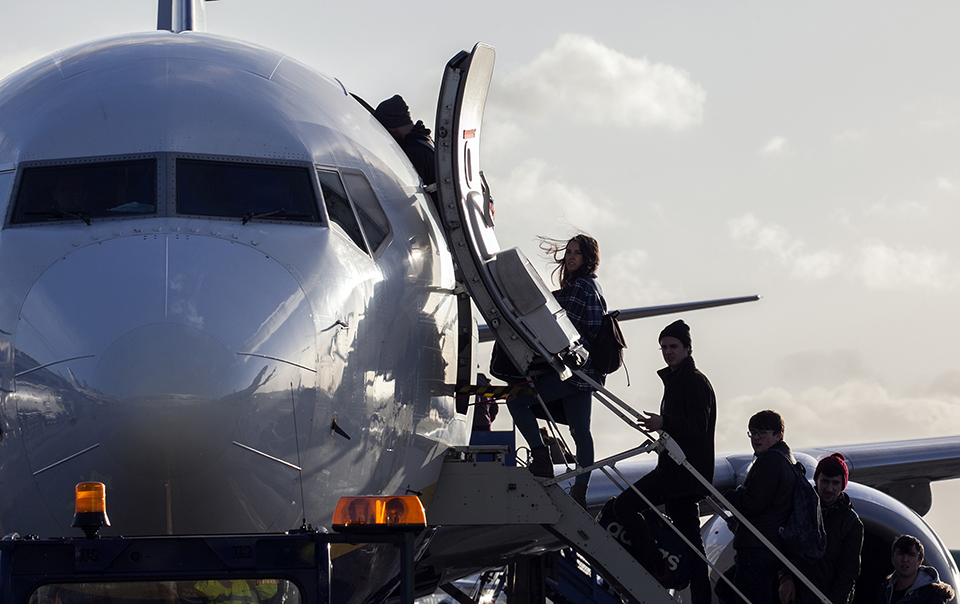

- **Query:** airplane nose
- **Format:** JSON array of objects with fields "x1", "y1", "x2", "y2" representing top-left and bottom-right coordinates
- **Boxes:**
[
  {"x1": 93, "y1": 322, "x2": 241, "y2": 479},
  {"x1": 15, "y1": 233, "x2": 319, "y2": 531}
]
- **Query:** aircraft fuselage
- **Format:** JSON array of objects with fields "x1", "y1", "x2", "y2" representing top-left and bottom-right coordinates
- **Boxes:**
[{"x1": 0, "y1": 31, "x2": 466, "y2": 537}]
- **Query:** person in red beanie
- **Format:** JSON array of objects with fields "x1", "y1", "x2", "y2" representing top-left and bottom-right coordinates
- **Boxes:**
[{"x1": 779, "y1": 453, "x2": 864, "y2": 604}]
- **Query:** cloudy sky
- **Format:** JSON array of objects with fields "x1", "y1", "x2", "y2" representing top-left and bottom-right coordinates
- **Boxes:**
[{"x1": 4, "y1": 1, "x2": 960, "y2": 542}]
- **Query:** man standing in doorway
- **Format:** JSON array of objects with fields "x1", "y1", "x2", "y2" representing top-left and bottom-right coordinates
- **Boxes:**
[
  {"x1": 373, "y1": 95, "x2": 436, "y2": 192},
  {"x1": 611, "y1": 319, "x2": 716, "y2": 604}
]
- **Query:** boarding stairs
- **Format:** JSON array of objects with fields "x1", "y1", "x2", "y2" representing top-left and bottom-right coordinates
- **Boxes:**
[
  {"x1": 428, "y1": 444, "x2": 676, "y2": 604},
  {"x1": 431, "y1": 42, "x2": 830, "y2": 604},
  {"x1": 429, "y1": 382, "x2": 834, "y2": 604}
]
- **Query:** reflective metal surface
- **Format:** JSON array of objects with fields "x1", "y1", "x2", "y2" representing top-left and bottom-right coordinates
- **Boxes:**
[{"x1": 0, "y1": 26, "x2": 461, "y2": 558}]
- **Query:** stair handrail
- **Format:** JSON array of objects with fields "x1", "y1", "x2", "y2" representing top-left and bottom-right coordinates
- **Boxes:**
[{"x1": 557, "y1": 369, "x2": 834, "y2": 604}]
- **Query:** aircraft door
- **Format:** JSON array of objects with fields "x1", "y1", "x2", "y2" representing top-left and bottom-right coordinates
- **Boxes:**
[{"x1": 435, "y1": 44, "x2": 586, "y2": 381}]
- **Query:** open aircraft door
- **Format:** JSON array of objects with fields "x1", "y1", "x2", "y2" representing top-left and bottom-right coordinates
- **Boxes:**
[{"x1": 435, "y1": 43, "x2": 587, "y2": 382}]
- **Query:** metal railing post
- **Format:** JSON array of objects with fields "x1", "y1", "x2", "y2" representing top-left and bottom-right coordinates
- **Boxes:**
[{"x1": 573, "y1": 369, "x2": 833, "y2": 604}]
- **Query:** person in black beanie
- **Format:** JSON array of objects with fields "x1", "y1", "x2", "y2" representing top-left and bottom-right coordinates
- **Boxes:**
[
  {"x1": 611, "y1": 319, "x2": 716, "y2": 604},
  {"x1": 373, "y1": 95, "x2": 436, "y2": 194}
]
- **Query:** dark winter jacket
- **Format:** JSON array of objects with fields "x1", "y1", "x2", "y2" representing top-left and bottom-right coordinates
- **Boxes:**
[
  {"x1": 876, "y1": 566, "x2": 956, "y2": 604},
  {"x1": 786, "y1": 491, "x2": 864, "y2": 604},
  {"x1": 655, "y1": 356, "x2": 716, "y2": 497},
  {"x1": 727, "y1": 440, "x2": 796, "y2": 551},
  {"x1": 400, "y1": 121, "x2": 436, "y2": 188}
]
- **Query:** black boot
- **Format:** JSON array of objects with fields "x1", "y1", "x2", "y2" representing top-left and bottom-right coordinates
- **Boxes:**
[
  {"x1": 569, "y1": 484, "x2": 588, "y2": 509},
  {"x1": 528, "y1": 446, "x2": 553, "y2": 478}
]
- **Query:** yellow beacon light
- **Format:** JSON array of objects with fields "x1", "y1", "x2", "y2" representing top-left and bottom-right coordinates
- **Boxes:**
[
  {"x1": 75, "y1": 482, "x2": 107, "y2": 514},
  {"x1": 72, "y1": 482, "x2": 110, "y2": 538},
  {"x1": 332, "y1": 496, "x2": 426, "y2": 532}
]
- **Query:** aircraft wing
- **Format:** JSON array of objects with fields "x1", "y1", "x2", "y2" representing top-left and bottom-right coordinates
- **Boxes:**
[
  {"x1": 588, "y1": 435, "x2": 960, "y2": 516},
  {"x1": 476, "y1": 295, "x2": 760, "y2": 343},
  {"x1": 799, "y1": 436, "x2": 960, "y2": 489}
]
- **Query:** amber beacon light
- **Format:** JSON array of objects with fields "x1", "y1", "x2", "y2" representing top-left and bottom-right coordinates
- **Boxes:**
[
  {"x1": 72, "y1": 482, "x2": 111, "y2": 538},
  {"x1": 332, "y1": 496, "x2": 426, "y2": 532}
]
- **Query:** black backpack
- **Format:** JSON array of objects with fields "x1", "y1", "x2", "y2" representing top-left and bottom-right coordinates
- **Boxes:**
[
  {"x1": 774, "y1": 450, "x2": 827, "y2": 563},
  {"x1": 589, "y1": 309, "x2": 627, "y2": 375},
  {"x1": 586, "y1": 281, "x2": 627, "y2": 375}
]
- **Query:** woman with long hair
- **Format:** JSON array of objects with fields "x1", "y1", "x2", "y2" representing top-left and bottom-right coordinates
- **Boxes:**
[{"x1": 506, "y1": 233, "x2": 606, "y2": 508}]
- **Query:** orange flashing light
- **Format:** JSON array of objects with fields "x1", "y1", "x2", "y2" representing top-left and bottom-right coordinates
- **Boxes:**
[
  {"x1": 72, "y1": 482, "x2": 110, "y2": 537},
  {"x1": 75, "y1": 482, "x2": 107, "y2": 514},
  {"x1": 332, "y1": 496, "x2": 426, "y2": 530}
]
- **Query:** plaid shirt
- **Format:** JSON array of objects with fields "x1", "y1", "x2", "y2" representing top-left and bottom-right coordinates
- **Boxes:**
[{"x1": 554, "y1": 275, "x2": 606, "y2": 390}]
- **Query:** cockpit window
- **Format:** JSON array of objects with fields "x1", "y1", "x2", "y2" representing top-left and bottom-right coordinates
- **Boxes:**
[
  {"x1": 317, "y1": 169, "x2": 367, "y2": 253},
  {"x1": 177, "y1": 159, "x2": 320, "y2": 223},
  {"x1": 341, "y1": 171, "x2": 391, "y2": 255},
  {"x1": 10, "y1": 159, "x2": 157, "y2": 225}
]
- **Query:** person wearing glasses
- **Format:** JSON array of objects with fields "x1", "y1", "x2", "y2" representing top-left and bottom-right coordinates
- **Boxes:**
[
  {"x1": 610, "y1": 319, "x2": 716, "y2": 604},
  {"x1": 720, "y1": 410, "x2": 798, "y2": 604}
]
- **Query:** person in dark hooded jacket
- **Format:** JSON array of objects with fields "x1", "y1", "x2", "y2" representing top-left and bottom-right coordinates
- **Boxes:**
[
  {"x1": 779, "y1": 453, "x2": 864, "y2": 604},
  {"x1": 876, "y1": 535, "x2": 955, "y2": 604},
  {"x1": 373, "y1": 95, "x2": 436, "y2": 192},
  {"x1": 720, "y1": 410, "x2": 797, "y2": 604}
]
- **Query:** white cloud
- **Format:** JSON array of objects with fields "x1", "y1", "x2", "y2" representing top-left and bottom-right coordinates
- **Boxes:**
[
  {"x1": 760, "y1": 136, "x2": 789, "y2": 156},
  {"x1": 938, "y1": 177, "x2": 956, "y2": 193},
  {"x1": 791, "y1": 251, "x2": 843, "y2": 280},
  {"x1": 494, "y1": 158, "x2": 616, "y2": 235},
  {"x1": 601, "y1": 249, "x2": 680, "y2": 307},
  {"x1": 717, "y1": 380, "x2": 960, "y2": 452},
  {"x1": 857, "y1": 244, "x2": 956, "y2": 290},
  {"x1": 728, "y1": 213, "x2": 841, "y2": 280},
  {"x1": 730, "y1": 214, "x2": 957, "y2": 289},
  {"x1": 480, "y1": 120, "x2": 528, "y2": 162},
  {"x1": 494, "y1": 34, "x2": 705, "y2": 130},
  {"x1": 863, "y1": 201, "x2": 928, "y2": 218}
]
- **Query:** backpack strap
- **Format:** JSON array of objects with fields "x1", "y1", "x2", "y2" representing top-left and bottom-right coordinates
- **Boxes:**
[
  {"x1": 585, "y1": 275, "x2": 608, "y2": 313},
  {"x1": 578, "y1": 277, "x2": 608, "y2": 348},
  {"x1": 771, "y1": 448, "x2": 807, "y2": 478}
]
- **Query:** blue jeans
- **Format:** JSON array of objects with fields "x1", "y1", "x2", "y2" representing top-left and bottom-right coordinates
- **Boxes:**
[{"x1": 506, "y1": 372, "x2": 594, "y2": 486}]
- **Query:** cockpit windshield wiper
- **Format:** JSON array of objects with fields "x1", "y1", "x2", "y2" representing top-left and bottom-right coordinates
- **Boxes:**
[
  {"x1": 26, "y1": 207, "x2": 93, "y2": 225},
  {"x1": 242, "y1": 209, "x2": 312, "y2": 224},
  {"x1": 54, "y1": 208, "x2": 92, "y2": 226},
  {"x1": 243, "y1": 209, "x2": 285, "y2": 224}
]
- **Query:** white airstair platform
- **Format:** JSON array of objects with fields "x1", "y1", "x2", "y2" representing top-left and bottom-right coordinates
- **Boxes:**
[{"x1": 427, "y1": 446, "x2": 678, "y2": 604}]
